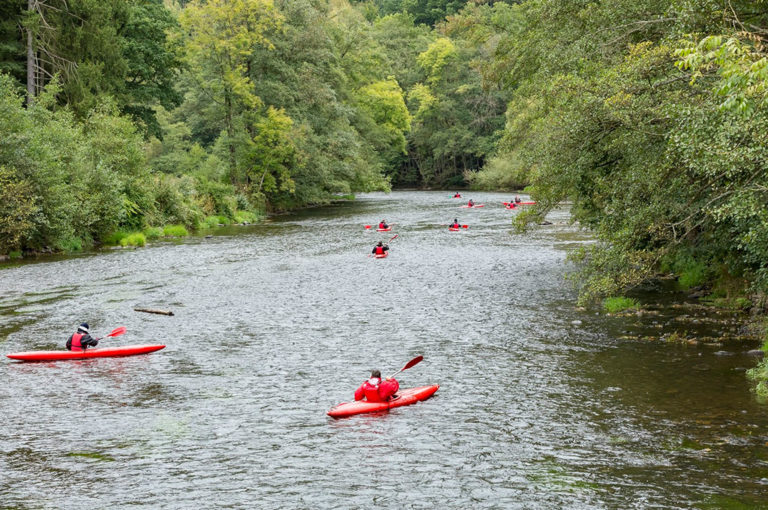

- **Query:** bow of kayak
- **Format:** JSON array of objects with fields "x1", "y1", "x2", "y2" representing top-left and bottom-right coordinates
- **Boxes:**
[
  {"x1": 7, "y1": 344, "x2": 166, "y2": 362},
  {"x1": 327, "y1": 384, "x2": 439, "y2": 418},
  {"x1": 374, "y1": 252, "x2": 389, "y2": 258}
]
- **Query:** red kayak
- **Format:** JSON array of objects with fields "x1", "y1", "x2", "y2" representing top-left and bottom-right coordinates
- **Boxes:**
[
  {"x1": 520, "y1": 201, "x2": 536, "y2": 205},
  {"x1": 376, "y1": 227, "x2": 392, "y2": 232},
  {"x1": 374, "y1": 252, "x2": 389, "y2": 259},
  {"x1": 328, "y1": 385, "x2": 439, "y2": 418},
  {"x1": 449, "y1": 227, "x2": 460, "y2": 231},
  {"x1": 7, "y1": 344, "x2": 166, "y2": 362},
  {"x1": 460, "y1": 204, "x2": 484, "y2": 208}
]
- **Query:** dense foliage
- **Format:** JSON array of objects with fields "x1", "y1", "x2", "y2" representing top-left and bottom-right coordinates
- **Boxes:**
[{"x1": 1, "y1": 0, "x2": 768, "y2": 315}]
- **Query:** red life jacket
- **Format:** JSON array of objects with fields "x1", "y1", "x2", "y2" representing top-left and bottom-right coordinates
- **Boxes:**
[
  {"x1": 375, "y1": 245, "x2": 384, "y2": 255},
  {"x1": 71, "y1": 333, "x2": 84, "y2": 352},
  {"x1": 379, "y1": 223, "x2": 387, "y2": 229},
  {"x1": 362, "y1": 378, "x2": 384, "y2": 402}
]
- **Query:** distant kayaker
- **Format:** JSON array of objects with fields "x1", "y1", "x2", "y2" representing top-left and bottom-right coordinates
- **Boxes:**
[
  {"x1": 507, "y1": 202, "x2": 516, "y2": 209},
  {"x1": 354, "y1": 369, "x2": 399, "y2": 402},
  {"x1": 450, "y1": 219, "x2": 460, "y2": 228},
  {"x1": 378, "y1": 219, "x2": 389, "y2": 229},
  {"x1": 467, "y1": 199, "x2": 474, "y2": 207},
  {"x1": 514, "y1": 195, "x2": 521, "y2": 204},
  {"x1": 66, "y1": 323, "x2": 99, "y2": 352},
  {"x1": 372, "y1": 241, "x2": 389, "y2": 256},
  {"x1": 453, "y1": 192, "x2": 461, "y2": 198}
]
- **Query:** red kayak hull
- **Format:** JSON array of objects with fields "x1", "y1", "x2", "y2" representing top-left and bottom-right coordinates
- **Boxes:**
[
  {"x1": 459, "y1": 204, "x2": 484, "y2": 208},
  {"x1": 449, "y1": 227, "x2": 460, "y2": 231},
  {"x1": 327, "y1": 385, "x2": 439, "y2": 418},
  {"x1": 374, "y1": 252, "x2": 389, "y2": 258},
  {"x1": 376, "y1": 227, "x2": 392, "y2": 232},
  {"x1": 7, "y1": 344, "x2": 166, "y2": 362}
]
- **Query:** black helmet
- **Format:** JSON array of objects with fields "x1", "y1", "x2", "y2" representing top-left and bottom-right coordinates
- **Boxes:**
[
  {"x1": 377, "y1": 241, "x2": 383, "y2": 246},
  {"x1": 77, "y1": 323, "x2": 89, "y2": 333},
  {"x1": 371, "y1": 369, "x2": 381, "y2": 378}
]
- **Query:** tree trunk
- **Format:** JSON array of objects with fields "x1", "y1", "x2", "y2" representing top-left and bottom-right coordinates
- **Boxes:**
[
  {"x1": 26, "y1": 0, "x2": 35, "y2": 106},
  {"x1": 225, "y1": 91, "x2": 237, "y2": 185}
]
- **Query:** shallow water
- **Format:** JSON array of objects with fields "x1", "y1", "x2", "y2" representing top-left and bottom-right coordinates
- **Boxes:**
[{"x1": 1, "y1": 191, "x2": 767, "y2": 509}]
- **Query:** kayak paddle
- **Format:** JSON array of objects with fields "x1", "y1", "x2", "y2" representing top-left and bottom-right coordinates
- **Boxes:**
[
  {"x1": 387, "y1": 355, "x2": 423, "y2": 380},
  {"x1": 98, "y1": 326, "x2": 126, "y2": 341}
]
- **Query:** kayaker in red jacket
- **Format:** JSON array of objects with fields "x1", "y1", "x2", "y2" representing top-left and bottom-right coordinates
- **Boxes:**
[
  {"x1": 467, "y1": 199, "x2": 474, "y2": 207},
  {"x1": 372, "y1": 241, "x2": 389, "y2": 255},
  {"x1": 378, "y1": 219, "x2": 389, "y2": 229},
  {"x1": 66, "y1": 323, "x2": 99, "y2": 351},
  {"x1": 354, "y1": 370, "x2": 399, "y2": 402},
  {"x1": 450, "y1": 218, "x2": 461, "y2": 228}
]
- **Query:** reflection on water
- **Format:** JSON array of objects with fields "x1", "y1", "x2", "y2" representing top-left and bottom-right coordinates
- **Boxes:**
[{"x1": 1, "y1": 191, "x2": 767, "y2": 508}]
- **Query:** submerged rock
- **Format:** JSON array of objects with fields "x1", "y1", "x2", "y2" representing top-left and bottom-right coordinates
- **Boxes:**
[{"x1": 745, "y1": 350, "x2": 765, "y2": 358}]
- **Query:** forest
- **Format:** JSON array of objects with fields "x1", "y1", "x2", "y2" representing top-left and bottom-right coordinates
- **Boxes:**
[{"x1": 1, "y1": 0, "x2": 767, "y2": 318}]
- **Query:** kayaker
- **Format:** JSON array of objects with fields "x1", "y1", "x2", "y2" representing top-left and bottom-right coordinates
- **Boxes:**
[
  {"x1": 514, "y1": 195, "x2": 521, "y2": 204},
  {"x1": 450, "y1": 219, "x2": 461, "y2": 228},
  {"x1": 507, "y1": 202, "x2": 516, "y2": 209},
  {"x1": 372, "y1": 241, "x2": 389, "y2": 256},
  {"x1": 378, "y1": 219, "x2": 389, "y2": 229},
  {"x1": 66, "y1": 323, "x2": 99, "y2": 352},
  {"x1": 467, "y1": 199, "x2": 474, "y2": 207},
  {"x1": 354, "y1": 370, "x2": 399, "y2": 402},
  {"x1": 453, "y1": 192, "x2": 461, "y2": 198}
]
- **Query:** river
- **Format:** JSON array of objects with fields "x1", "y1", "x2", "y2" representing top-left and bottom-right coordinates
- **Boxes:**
[{"x1": 1, "y1": 191, "x2": 767, "y2": 509}]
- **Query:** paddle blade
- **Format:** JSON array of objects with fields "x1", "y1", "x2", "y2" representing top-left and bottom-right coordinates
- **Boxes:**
[
  {"x1": 402, "y1": 355, "x2": 423, "y2": 371},
  {"x1": 462, "y1": 225, "x2": 468, "y2": 228},
  {"x1": 364, "y1": 225, "x2": 371, "y2": 229},
  {"x1": 107, "y1": 326, "x2": 126, "y2": 338}
]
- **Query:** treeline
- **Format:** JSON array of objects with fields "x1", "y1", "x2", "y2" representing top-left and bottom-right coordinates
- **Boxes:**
[
  {"x1": 447, "y1": 1, "x2": 768, "y2": 309},
  {"x1": 0, "y1": 0, "x2": 516, "y2": 256}
]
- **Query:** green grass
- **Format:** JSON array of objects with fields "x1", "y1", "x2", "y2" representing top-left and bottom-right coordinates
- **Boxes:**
[
  {"x1": 163, "y1": 224, "x2": 189, "y2": 237},
  {"x1": 8, "y1": 250, "x2": 22, "y2": 259},
  {"x1": 202, "y1": 215, "x2": 231, "y2": 228},
  {"x1": 142, "y1": 226, "x2": 163, "y2": 240},
  {"x1": 233, "y1": 210, "x2": 260, "y2": 223},
  {"x1": 603, "y1": 296, "x2": 640, "y2": 313},
  {"x1": 701, "y1": 296, "x2": 752, "y2": 310},
  {"x1": 119, "y1": 232, "x2": 146, "y2": 247},
  {"x1": 56, "y1": 237, "x2": 83, "y2": 252}
]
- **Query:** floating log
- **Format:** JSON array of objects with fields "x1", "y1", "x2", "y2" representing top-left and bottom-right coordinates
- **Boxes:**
[{"x1": 134, "y1": 308, "x2": 174, "y2": 316}]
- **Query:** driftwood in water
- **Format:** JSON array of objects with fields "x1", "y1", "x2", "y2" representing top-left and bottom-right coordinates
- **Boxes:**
[{"x1": 134, "y1": 308, "x2": 174, "y2": 316}]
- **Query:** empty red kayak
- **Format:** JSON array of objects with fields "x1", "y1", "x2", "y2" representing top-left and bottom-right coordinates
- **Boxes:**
[
  {"x1": 374, "y1": 252, "x2": 389, "y2": 258},
  {"x1": 7, "y1": 344, "x2": 166, "y2": 362},
  {"x1": 328, "y1": 385, "x2": 439, "y2": 418},
  {"x1": 376, "y1": 227, "x2": 392, "y2": 232}
]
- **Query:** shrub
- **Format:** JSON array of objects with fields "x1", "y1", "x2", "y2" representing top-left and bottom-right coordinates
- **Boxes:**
[
  {"x1": 233, "y1": 210, "x2": 260, "y2": 224},
  {"x1": 119, "y1": 232, "x2": 146, "y2": 247},
  {"x1": 142, "y1": 227, "x2": 163, "y2": 240},
  {"x1": 9, "y1": 250, "x2": 22, "y2": 259},
  {"x1": 202, "y1": 215, "x2": 231, "y2": 228},
  {"x1": 102, "y1": 231, "x2": 129, "y2": 245},
  {"x1": 163, "y1": 224, "x2": 189, "y2": 237},
  {"x1": 603, "y1": 296, "x2": 640, "y2": 313}
]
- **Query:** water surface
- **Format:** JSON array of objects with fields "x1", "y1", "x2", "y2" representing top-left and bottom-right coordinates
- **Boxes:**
[{"x1": 1, "y1": 191, "x2": 767, "y2": 509}]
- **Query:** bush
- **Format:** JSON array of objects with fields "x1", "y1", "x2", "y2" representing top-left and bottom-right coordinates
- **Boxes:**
[
  {"x1": 119, "y1": 232, "x2": 146, "y2": 247},
  {"x1": 102, "y1": 231, "x2": 129, "y2": 245},
  {"x1": 603, "y1": 296, "x2": 640, "y2": 313},
  {"x1": 163, "y1": 224, "x2": 189, "y2": 237},
  {"x1": 9, "y1": 250, "x2": 22, "y2": 259},
  {"x1": 202, "y1": 215, "x2": 231, "y2": 228},
  {"x1": 233, "y1": 210, "x2": 261, "y2": 224},
  {"x1": 142, "y1": 227, "x2": 163, "y2": 240}
]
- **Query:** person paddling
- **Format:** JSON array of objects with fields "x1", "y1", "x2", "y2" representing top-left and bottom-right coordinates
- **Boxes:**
[
  {"x1": 354, "y1": 369, "x2": 399, "y2": 402},
  {"x1": 467, "y1": 199, "x2": 474, "y2": 207},
  {"x1": 514, "y1": 195, "x2": 521, "y2": 204},
  {"x1": 450, "y1": 218, "x2": 461, "y2": 229},
  {"x1": 66, "y1": 323, "x2": 99, "y2": 352},
  {"x1": 378, "y1": 219, "x2": 389, "y2": 229},
  {"x1": 453, "y1": 192, "x2": 461, "y2": 198},
  {"x1": 372, "y1": 241, "x2": 389, "y2": 256}
]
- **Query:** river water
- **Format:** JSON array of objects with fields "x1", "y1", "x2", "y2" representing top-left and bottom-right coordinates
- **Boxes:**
[{"x1": 1, "y1": 191, "x2": 767, "y2": 509}]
